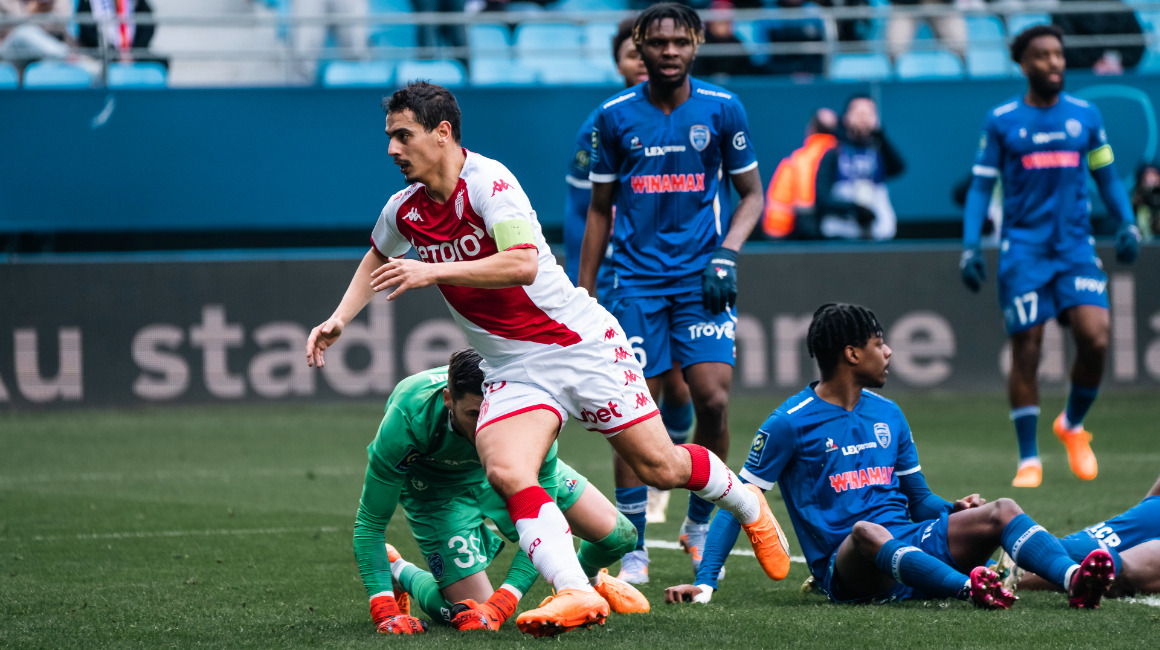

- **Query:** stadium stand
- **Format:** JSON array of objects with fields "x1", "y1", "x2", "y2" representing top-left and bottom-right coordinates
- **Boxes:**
[
  {"x1": 107, "y1": 61, "x2": 168, "y2": 88},
  {"x1": 322, "y1": 59, "x2": 395, "y2": 86},
  {"x1": 395, "y1": 57, "x2": 466, "y2": 85},
  {"x1": 828, "y1": 51, "x2": 892, "y2": 80},
  {"x1": 895, "y1": 49, "x2": 964, "y2": 79},
  {"x1": 22, "y1": 61, "x2": 93, "y2": 88},
  {"x1": 0, "y1": 61, "x2": 18, "y2": 88}
]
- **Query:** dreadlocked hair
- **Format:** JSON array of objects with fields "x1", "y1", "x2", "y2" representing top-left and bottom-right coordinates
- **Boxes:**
[
  {"x1": 632, "y1": 2, "x2": 704, "y2": 48},
  {"x1": 447, "y1": 348, "x2": 485, "y2": 400},
  {"x1": 806, "y1": 303, "x2": 883, "y2": 379}
]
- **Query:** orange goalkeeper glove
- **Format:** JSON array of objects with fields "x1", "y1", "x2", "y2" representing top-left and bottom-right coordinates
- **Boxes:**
[
  {"x1": 370, "y1": 593, "x2": 427, "y2": 635},
  {"x1": 449, "y1": 586, "x2": 520, "y2": 631}
]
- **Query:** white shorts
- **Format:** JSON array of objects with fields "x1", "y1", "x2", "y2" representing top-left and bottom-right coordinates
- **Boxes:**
[{"x1": 476, "y1": 314, "x2": 659, "y2": 437}]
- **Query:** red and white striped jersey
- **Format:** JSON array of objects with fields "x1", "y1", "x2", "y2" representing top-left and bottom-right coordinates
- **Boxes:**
[{"x1": 371, "y1": 150, "x2": 602, "y2": 367}]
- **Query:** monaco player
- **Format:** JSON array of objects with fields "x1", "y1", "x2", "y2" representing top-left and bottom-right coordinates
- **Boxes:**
[{"x1": 305, "y1": 81, "x2": 790, "y2": 637}]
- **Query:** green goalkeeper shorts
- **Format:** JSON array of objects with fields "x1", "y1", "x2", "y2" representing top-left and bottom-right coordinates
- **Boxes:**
[{"x1": 402, "y1": 459, "x2": 590, "y2": 587}]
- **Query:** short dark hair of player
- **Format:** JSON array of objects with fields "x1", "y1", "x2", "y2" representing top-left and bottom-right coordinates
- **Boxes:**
[
  {"x1": 806, "y1": 303, "x2": 884, "y2": 380},
  {"x1": 632, "y1": 2, "x2": 705, "y2": 48},
  {"x1": 383, "y1": 81, "x2": 462, "y2": 144},
  {"x1": 612, "y1": 15, "x2": 636, "y2": 63},
  {"x1": 447, "y1": 348, "x2": 485, "y2": 400},
  {"x1": 808, "y1": 109, "x2": 836, "y2": 136},
  {"x1": 841, "y1": 92, "x2": 874, "y2": 116},
  {"x1": 1010, "y1": 24, "x2": 1064, "y2": 64}
]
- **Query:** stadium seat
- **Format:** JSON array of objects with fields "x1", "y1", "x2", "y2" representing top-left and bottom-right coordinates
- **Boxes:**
[
  {"x1": 1005, "y1": 13, "x2": 1050, "y2": 37},
  {"x1": 22, "y1": 61, "x2": 92, "y2": 88},
  {"x1": 967, "y1": 47, "x2": 1017, "y2": 78},
  {"x1": 322, "y1": 60, "x2": 394, "y2": 87},
  {"x1": 895, "y1": 49, "x2": 964, "y2": 79},
  {"x1": 107, "y1": 62, "x2": 167, "y2": 88},
  {"x1": 469, "y1": 57, "x2": 537, "y2": 86},
  {"x1": 551, "y1": 0, "x2": 627, "y2": 11},
  {"x1": 515, "y1": 23, "x2": 585, "y2": 80},
  {"x1": 396, "y1": 58, "x2": 467, "y2": 86},
  {"x1": 368, "y1": 0, "x2": 417, "y2": 51},
  {"x1": 828, "y1": 52, "x2": 893, "y2": 81},
  {"x1": 0, "y1": 61, "x2": 18, "y2": 89},
  {"x1": 538, "y1": 58, "x2": 614, "y2": 85},
  {"x1": 582, "y1": 22, "x2": 618, "y2": 61},
  {"x1": 966, "y1": 15, "x2": 1005, "y2": 45}
]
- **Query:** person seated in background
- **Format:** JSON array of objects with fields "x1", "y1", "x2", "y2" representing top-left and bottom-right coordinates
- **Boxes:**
[
  {"x1": 0, "y1": 0, "x2": 74, "y2": 69},
  {"x1": 76, "y1": 0, "x2": 168, "y2": 70},
  {"x1": 692, "y1": 0, "x2": 758, "y2": 79},
  {"x1": 762, "y1": 107, "x2": 838, "y2": 239},
  {"x1": 886, "y1": 0, "x2": 966, "y2": 63},
  {"x1": 756, "y1": 0, "x2": 826, "y2": 77},
  {"x1": 1052, "y1": 0, "x2": 1145, "y2": 75},
  {"x1": 814, "y1": 94, "x2": 905, "y2": 240},
  {"x1": 1131, "y1": 162, "x2": 1160, "y2": 240}
]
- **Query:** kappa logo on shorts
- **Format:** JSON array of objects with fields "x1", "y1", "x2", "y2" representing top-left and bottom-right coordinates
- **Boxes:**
[
  {"x1": 427, "y1": 552, "x2": 445, "y2": 578},
  {"x1": 634, "y1": 392, "x2": 650, "y2": 409},
  {"x1": 623, "y1": 369, "x2": 641, "y2": 385},
  {"x1": 614, "y1": 347, "x2": 632, "y2": 362}
]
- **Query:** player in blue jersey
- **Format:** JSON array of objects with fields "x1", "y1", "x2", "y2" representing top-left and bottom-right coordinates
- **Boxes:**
[
  {"x1": 664, "y1": 303, "x2": 1116, "y2": 609},
  {"x1": 959, "y1": 25, "x2": 1142, "y2": 488},
  {"x1": 579, "y1": 2, "x2": 765, "y2": 583},
  {"x1": 564, "y1": 16, "x2": 698, "y2": 563},
  {"x1": 1006, "y1": 473, "x2": 1160, "y2": 597}
]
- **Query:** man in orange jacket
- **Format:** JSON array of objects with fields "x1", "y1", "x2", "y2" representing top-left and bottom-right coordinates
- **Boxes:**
[{"x1": 762, "y1": 108, "x2": 838, "y2": 239}]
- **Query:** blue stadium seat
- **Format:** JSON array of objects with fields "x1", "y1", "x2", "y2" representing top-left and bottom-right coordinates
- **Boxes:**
[
  {"x1": 895, "y1": 49, "x2": 964, "y2": 79},
  {"x1": 1005, "y1": 13, "x2": 1050, "y2": 38},
  {"x1": 582, "y1": 22, "x2": 618, "y2": 61},
  {"x1": 396, "y1": 58, "x2": 467, "y2": 86},
  {"x1": 1138, "y1": 48, "x2": 1160, "y2": 73},
  {"x1": 966, "y1": 15, "x2": 1005, "y2": 46},
  {"x1": 538, "y1": 58, "x2": 615, "y2": 85},
  {"x1": 828, "y1": 52, "x2": 892, "y2": 81},
  {"x1": 0, "y1": 62, "x2": 18, "y2": 89},
  {"x1": 107, "y1": 62, "x2": 167, "y2": 88},
  {"x1": 322, "y1": 60, "x2": 394, "y2": 87},
  {"x1": 967, "y1": 46, "x2": 1016, "y2": 78},
  {"x1": 23, "y1": 61, "x2": 92, "y2": 88},
  {"x1": 468, "y1": 57, "x2": 538, "y2": 86},
  {"x1": 515, "y1": 23, "x2": 585, "y2": 79},
  {"x1": 551, "y1": 0, "x2": 627, "y2": 10},
  {"x1": 368, "y1": 0, "x2": 417, "y2": 50}
]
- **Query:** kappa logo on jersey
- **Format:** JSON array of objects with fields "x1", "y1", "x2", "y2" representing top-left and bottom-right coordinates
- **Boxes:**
[
  {"x1": 1075, "y1": 276, "x2": 1106, "y2": 294},
  {"x1": 403, "y1": 207, "x2": 423, "y2": 222},
  {"x1": 689, "y1": 124, "x2": 711, "y2": 151},
  {"x1": 824, "y1": 437, "x2": 839, "y2": 453},
  {"x1": 688, "y1": 320, "x2": 735, "y2": 341},
  {"x1": 829, "y1": 466, "x2": 895, "y2": 493},
  {"x1": 629, "y1": 173, "x2": 706, "y2": 194},
  {"x1": 1021, "y1": 151, "x2": 1080, "y2": 170},
  {"x1": 579, "y1": 400, "x2": 623, "y2": 424},
  {"x1": 414, "y1": 223, "x2": 486, "y2": 263},
  {"x1": 732, "y1": 132, "x2": 747, "y2": 150},
  {"x1": 874, "y1": 423, "x2": 891, "y2": 448},
  {"x1": 565, "y1": 478, "x2": 578, "y2": 492},
  {"x1": 394, "y1": 447, "x2": 423, "y2": 472},
  {"x1": 427, "y1": 552, "x2": 445, "y2": 578},
  {"x1": 491, "y1": 179, "x2": 512, "y2": 196},
  {"x1": 455, "y1": 190, "x2": 465, "y2": 219}
]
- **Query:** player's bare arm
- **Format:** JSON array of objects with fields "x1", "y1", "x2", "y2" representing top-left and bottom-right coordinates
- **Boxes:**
[
  {"x1": 719, "y1": 167, "x2": 764, "y2": 251},
  {"x1": 578, "y1": 180, "x2": 615, "y2": 296},
  {"x1": 370, "y1": 246, "x2": 538, "y2": 300},
  {"x1": 306, "y1": 247, "x2": 382, "y2": 368}
]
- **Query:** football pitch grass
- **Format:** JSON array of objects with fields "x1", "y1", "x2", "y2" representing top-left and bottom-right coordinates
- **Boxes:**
[{"x1": 3, "y1": 392, "x2": 1160, "y2": 649}]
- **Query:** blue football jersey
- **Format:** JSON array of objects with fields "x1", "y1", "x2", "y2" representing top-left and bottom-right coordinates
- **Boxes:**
[
  {"x1": 973, "y1": 93, "x2": 1112, "y2": 254},
  {"x1": 1064, "y1": 495, "x2": 1160, "y2": 551},
  {"x1": 740, "y1": 385, "x2": 921, "y2": 578},
  {"x1": 589, "y1": 79, "x2": 758, "y2": 296},
  {"x1": 564, "y1": 107, "x2": 614, "y2": 296}
]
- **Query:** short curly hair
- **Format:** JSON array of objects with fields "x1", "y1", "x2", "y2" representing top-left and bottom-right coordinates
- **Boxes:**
[{"x1": 1010, "y1": 24, "x2": 1064, "y2": 64}]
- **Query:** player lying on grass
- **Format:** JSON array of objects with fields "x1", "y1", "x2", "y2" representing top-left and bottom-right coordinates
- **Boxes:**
[
  {"x1": 664, "y1": 303, "x2": 1115, "y2": 609},
  {"x1": 1000, "y1": 472, "x2": 1160, "y2": 597},
  {"x1": 355, "y1": 349, "x2": 649, "y2": 635}
]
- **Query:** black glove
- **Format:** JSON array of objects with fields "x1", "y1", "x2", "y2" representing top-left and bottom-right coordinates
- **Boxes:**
[
  {"x1": 959, "y1": 247, "x2": 985, "y2": 293},
  {"x1": 1115, "y1": 223, "x2": 1140, "y2": 264},
  {"x1": 701, "y1": 247, "x2": 738, "y2": 314}
]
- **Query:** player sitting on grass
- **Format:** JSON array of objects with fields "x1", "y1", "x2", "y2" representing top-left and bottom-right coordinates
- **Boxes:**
[
  {"x1": 999, "y1": 472, "x2": 1160, "y2": 597},
  {"x1": 354, "y1": 349, "x2": 649, "y2": 634},
  {"x1": 664, "y1": 303, "x2": 1115, "y2": 610}
]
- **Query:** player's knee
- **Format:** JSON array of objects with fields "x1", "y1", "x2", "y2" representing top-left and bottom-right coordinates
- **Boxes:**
[
  {"x1": 850, "y1": 520, "x2": 888, "y2": 554},
  {"x1": 634, "y1": 462, "x2": 684, "y2": 490},
  {"x1": 609, "y1": 513, "x2": 639, "y2": 556},
  {"x1": 989, "y1": 498, "x2": 1024, "y2": 527},
  {"x1": 1076, "y1": 328, "x2": 1109, "y2": 357},
  {"x1": 483, "y1": 464, "x2": 534, "y2": 501}
]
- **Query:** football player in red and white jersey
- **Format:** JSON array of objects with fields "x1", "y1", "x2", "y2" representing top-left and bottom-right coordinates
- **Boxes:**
[{"x1": 305, "y1": 82, "x2": 790, "y2": 637}]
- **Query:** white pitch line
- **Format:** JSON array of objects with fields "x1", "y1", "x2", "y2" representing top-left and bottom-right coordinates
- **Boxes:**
[
  {"x1": 0, "y1": 526, "x2": 342, "y2": 544},
  {"x1": 1125, "y1": 596, "x2": 1160, "y2": 608},
  {"x1": 646, "y1": 538, "x2": 806, "y2": 564}
]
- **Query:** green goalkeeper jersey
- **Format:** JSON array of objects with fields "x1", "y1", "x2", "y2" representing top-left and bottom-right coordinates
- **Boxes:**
[{"x1": 354, "y1": 366, "x2": 559, "y2": 597}]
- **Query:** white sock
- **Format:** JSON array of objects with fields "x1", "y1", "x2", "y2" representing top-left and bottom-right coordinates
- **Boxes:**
[
  {"x1": 389, "y1": 557, "x2": 413, "y2": 582},
  {"x1": 693, "y1": 450, "x2": 760, "y2": 525},
  {"x1": 513, "y1": 500, "x2": 593, "y2": 593}
]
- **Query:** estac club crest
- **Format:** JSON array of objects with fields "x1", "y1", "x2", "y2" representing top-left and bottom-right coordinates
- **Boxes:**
[{"x1": 689, "y1": 124, "x2": 711, "y2": 151}]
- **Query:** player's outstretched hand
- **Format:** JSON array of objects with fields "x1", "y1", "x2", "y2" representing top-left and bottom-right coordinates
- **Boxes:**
[
  {"x1": 664, "y1": 584, "x2": 714, "y2": 604},
  {"x1": 959, "y1": 247, "x2": 985, "y2": 293},
  {"x1": 1115, "y1": 223, "x2": 1141, "y2": 264},
  {"x1": 306, "y1": 318, "x2": 344, "y2": 368},
  {"x1": 370, "y1": 257, "x2": 438, "y2": 301},
  {"x1": 378, "y1": 615, "x2": 428, "y2": 634},
  {"x1": 701, "y1": 247, "x2": 738, "y2": 315},
  {"x1": 952, "y1": 493, "x2": 986, "y2": 511}
]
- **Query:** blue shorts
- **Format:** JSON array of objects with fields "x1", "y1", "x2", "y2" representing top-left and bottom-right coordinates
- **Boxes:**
[
  {"x1": 606, "y1": 290, "x2": 736, "y2": 377},
  {"x1": 997, "y1": 240, "x2": 1108, "y2": 335},
  {"x1": 820, "y1": 513, "x2": 958, "y2": 604}
]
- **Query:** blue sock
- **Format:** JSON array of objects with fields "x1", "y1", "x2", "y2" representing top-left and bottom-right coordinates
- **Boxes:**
[
  {"x1": 615, "y1": 486, "x2": 648, "y2": 551},
  {"x1": 1001, "y1": 513, "x2": 1077, "y2": 589},
  {"x1": 873, "y1": 538, "x2": 970, "y2": 599},
  {"x1": 660, "y1": 399, "x2": 694, "y2": 444},
  {"x1": 1010, "y1": 406, "x2": 1040, "y2": 462},
  {"x1": 686, "y1": 494, "x2": 715, "y2": 525},
  {"x1": 1064, "y1": 384, "x2": 1100, "y2": 429},
  {"x1": 1059, "y1": 534, "x2": 1123, "y2": 575}
]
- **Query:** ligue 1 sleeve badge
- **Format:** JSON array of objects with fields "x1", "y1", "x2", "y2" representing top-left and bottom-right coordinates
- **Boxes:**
[{"x1": 689, "y1": 124, "x2": 710, "y2": 151}]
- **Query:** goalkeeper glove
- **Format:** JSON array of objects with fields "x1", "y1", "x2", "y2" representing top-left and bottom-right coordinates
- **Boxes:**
[
  {"x1": 701, "y1": 247, "x2": 738, "y2": 315},
  {"x1": 1115, "y1": 223, "x2": 1141, "y2": 264},
  {"x1": 449, "y1": 586, "x2": 519, "y2": 631},
  {"x1": 959, "y1": 247, "x2": 985, "y2": 293},
  {"x1": 370, "y1": 593, "x2": 427, "y2": 635}
]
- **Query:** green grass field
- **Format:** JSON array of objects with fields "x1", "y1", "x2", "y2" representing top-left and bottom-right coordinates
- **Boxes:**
[{"x1": 3, "y1": 392, "x2": 1160, "y2": 648}]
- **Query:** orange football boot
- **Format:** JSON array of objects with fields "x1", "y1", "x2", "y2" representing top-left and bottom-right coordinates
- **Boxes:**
[
  {"x1": 594, "y1": 569, "x2": 650, "y2": 614},
  {"x1": 738, "y1": 484, "x2": 791, "y2": 580},
  {"x1": 515, "y1": 588, "x2": 608, "y2": 637},
  {"x1": 1053, "y1": 414, "x2": 1098, "y2": 480},
  {"x1": 1012, "y1": 460, "x2": 1042, "y2": 488}
]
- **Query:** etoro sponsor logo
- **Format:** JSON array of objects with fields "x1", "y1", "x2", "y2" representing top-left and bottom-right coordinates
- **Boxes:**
[{"x1": 414, "y1": 224, "x2": 486, "y2": 263}]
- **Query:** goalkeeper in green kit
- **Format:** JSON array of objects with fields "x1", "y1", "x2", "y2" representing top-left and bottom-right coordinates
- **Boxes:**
[{"x1": 354, "y1": 348, "x2": 650, "y2": 634}]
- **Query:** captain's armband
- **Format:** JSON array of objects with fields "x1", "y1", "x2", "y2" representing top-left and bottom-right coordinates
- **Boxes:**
[
  {"x1": 1088, "y1": 144, "x2": 1115, "y2": 170},
  {"x1": 493, "y1": 219, "x2": 536, "y2": 251}
]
